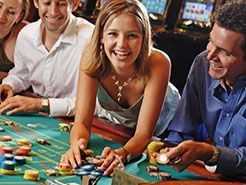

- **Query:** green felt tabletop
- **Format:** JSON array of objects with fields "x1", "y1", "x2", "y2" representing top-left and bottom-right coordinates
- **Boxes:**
[{"x1": 0, "y1": 114, "x2": 202, "y2": 185}]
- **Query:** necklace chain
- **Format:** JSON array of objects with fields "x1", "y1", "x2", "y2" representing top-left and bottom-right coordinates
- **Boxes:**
[{"x1": 111, "y1": 72, "x2": 136, "y2": 102}]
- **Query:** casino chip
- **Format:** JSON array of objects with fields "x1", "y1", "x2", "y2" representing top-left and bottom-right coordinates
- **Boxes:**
[
  {"x1": 58, "y1": 123, "x2": 72, "y2": 132},
  {"x1": 1, "y1": 160, "x2": 15, "y2": 175},
  {"x1": 2, "y1": 146, "x2": 14, "y2": 154},
  {"x1": 156, "y1": 153, "x2": 170, "y2": 165},
  {"x1": 57, "y1": 162, "x2": 74, "y2": 175},
  {"x1": 14, "y1": 156, "x2": 26, "y2": 164},
  {"x1": 3, "y1": 120, "x2": 17, "y2": 127},
  {"x1": 36, "y1": 138, "x2": 51, "y2": 145},
  {"x1": 23, "y1": 169, "x2": 40, "y2": 181},
  {"x1": 4, "y1": 153, "x2": 14, "y2": 161},
  {"x1": 0, "y1": 127, "x2": 5, "y2": 132},
  {"x1": 16, "y1": 138, "x2": 31, "y2": 146},
  {"x1": 0, "y1": 135, "x2": 13, "y2": 141},
  {"x1": 45, "y1": 169, "x2": 59, "y2": 176}
]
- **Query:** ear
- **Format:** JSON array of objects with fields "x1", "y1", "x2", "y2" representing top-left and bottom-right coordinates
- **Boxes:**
[
  {"x1": 34, "y1": 0, "x2": 39, "y2": 9},
  {"x1": 71, "y1": 0, "x2": 80, "y2": 12}
]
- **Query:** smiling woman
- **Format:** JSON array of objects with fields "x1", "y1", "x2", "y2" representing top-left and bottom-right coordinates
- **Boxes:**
[
  {"x1": 0, "y1": 0, "x2": 29, "y2": 81},
  {"x1": 61, "y1": 0, "x2": 180, "y2": 177}
]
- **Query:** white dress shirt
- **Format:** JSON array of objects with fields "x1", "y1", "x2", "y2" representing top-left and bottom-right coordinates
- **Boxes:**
[{"x1": 2, "y1": 15, "x2": 94, "y2": 116}]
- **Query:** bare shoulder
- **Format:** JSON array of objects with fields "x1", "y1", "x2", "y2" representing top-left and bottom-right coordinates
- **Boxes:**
[{"x1": 148, "y1": 48, "x2": 171, "y2": 71}]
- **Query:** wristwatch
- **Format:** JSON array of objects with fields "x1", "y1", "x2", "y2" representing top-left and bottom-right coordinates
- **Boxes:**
[
  {"x1": 205, "y1": 146, "x2": 220, "y2": 166},
  {"x1": 41, "y1": 98, "x2": 49, "y2": 113}
]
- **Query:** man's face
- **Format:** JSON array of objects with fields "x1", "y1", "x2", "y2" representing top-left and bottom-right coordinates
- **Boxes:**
[
  {"x1": 206, "y1": 23, "x2": 246, "y2": 85},
  {"x1": 34, "y1": 0, "x2": 74, "y2": 34}
]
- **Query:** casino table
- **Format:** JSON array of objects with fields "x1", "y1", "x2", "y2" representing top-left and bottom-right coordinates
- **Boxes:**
[{"x1": 0, "y1": 114, "x2": 244, "y2": 185}]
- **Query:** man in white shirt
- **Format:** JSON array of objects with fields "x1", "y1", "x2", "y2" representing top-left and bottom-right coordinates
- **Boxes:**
[{"x1": 0, "y1": 0, "x2": 94, "y2": 117}]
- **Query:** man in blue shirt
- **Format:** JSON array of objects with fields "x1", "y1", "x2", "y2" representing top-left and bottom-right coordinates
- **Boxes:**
[{"x1": 163, "y1": 0, "x2": 246, "y2": 176}]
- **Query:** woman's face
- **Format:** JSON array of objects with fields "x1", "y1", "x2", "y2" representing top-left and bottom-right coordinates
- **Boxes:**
[
  {"x1": 0, "y1": 0, "x2": 23, "y2": 39},
  {"x1": 102, "y1": 12, "x2": 143, "y2": 72}
]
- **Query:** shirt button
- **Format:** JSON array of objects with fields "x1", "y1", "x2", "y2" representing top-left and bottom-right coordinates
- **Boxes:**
[
  {"x1": 219, "y1": 137, "x2": 223, "y2": 140},
  {"x1": 226, "y1": 113, "x2": 230, "y2": 117}
]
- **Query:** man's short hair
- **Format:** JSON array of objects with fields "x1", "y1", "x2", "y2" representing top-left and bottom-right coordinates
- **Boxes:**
[{"x1": 214, "y1": 0, "x2": 246, "y2": 52}]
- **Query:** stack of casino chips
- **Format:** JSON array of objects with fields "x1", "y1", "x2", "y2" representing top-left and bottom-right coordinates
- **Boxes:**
[
  {"x1": 147, "y1": 140, "x2": 165, "y2": 164},
  {"x1": 15, "y1": 139, "x2": 32, "y2": 156},
  {"x1": 23, "y1": 169, "x2": 40, "y2": 181},
  {"x1": 1, "y1": 160, "x2": 15, "y2": 175},
  {"x1": 57, "y1": 162, "x2": 74, "y2": 175},
  {"x1": 0, "y1": 151, "x2": 27, "y2": 175},
  {"x1": 75, "y1": 163, "x2": 103, "y2": 178}
]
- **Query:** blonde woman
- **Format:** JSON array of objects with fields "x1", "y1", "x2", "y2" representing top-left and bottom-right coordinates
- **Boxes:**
[{"x1": 61, "y1": 0, "x2": 178, "y2": 176}]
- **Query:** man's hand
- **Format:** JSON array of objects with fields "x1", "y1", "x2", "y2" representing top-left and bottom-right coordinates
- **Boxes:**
[
  {"x1": 0, "y1": 84, "x2": 13, "y2": 102},
  {"x1": 0, "y1": 96, "x2": 42, "y2": 115},
  {"x1": 159, "y1": 140, "x2": 214, "y2": 172}
]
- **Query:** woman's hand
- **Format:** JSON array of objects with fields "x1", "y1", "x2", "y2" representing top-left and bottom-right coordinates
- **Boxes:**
[
  {"x1": 99, "y1": 147, "x2": 124, "y2": 176},
  {"x1": 61, "y1": 138, "x2": 87, "y2": 168}
]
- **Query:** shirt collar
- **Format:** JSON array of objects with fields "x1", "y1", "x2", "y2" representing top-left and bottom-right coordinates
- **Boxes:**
[
  {"x1": 209, "y1": 75, "x2": 246, "y2": 91},
  {"x1": 34, "y1": 15, "x2": 78, "y2": 47}
]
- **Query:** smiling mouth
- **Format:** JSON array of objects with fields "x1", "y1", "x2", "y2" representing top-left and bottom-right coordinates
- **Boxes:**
[
  {"x1": 45, "y1": 16, "x2": 62, "y2": 23},
  {"x1": 210, "y1": 61, "x2": 223, "y2": 70}
]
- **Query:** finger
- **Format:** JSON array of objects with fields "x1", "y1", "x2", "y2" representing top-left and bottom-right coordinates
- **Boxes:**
[
  {"x1": 100, "y1": 152, "x2": 114, "y2": 171},
  {"x1": 6, "y1": 107, "x2": 23, "y2": 115},
  {"x1": 65, "y1": 149, "x2": 79, "y2": 168},
  {"x1": 78, "y1": 138, "x2": 87, "y2": 150},
  {"x1": 61, "y1": 153, "x2": 69, "y2": 164},
  {"x1": 104, "y1": 158, "x2": 120, "y2": 176},
  {"x1": 73, "y1": 146, "x2": 83, "y2": 167},
  {"x1": 6, "y1": 91, "x2": 13, "y2": 99},
  {"x1": 0, "y1": 103, "x2": 13, "y2": 115},
  {"x1": 101, "y1": 147, "x2": 112, "y2": 158}
]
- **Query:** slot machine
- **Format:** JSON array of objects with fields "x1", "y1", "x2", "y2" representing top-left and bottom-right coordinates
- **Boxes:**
[{"x1": 141, "y1": 0, "x2": 172, "y2": 26}]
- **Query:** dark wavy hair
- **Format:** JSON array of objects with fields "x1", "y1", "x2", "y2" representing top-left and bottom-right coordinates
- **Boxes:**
[{"x1": 214, "y1": 0, "x2": 246, "y2": 52}]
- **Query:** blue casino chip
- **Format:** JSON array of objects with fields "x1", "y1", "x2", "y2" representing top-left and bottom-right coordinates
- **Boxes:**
[
  {"x1": 90, "y1": 170, "x2": 103, "y2": 177},
  {"x1": 75, "y1": 169, "x2": 90, "y2": 176},
  {"x1": 0, "y1": 127, "x2": 5, "y2": 132},
  {"x1": 79, "y1": 164, "x2": 94, "y2": 171}
]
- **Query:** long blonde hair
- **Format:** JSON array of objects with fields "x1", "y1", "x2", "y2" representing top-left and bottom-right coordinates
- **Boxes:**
[
  {"x1": 81, "y1": 0, "x2": 152, "y2": 77},
  {"x1": 20, "y1": 0, "x2": 30, "y2": 21}
]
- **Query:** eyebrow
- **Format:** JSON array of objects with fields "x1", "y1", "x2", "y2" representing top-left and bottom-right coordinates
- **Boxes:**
[{"x1": 209, "y1": 34, "x2": 232, "y2": 54}]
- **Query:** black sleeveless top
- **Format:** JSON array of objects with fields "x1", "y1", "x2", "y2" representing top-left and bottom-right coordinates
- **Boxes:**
[{"x1": 0, "y1": 32, "x2": 15, "y2": 72}]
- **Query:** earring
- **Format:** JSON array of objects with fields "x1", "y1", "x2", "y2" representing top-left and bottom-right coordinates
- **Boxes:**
[{"x1": 100, "y1": 43, "x2": 103, "y2": 50}]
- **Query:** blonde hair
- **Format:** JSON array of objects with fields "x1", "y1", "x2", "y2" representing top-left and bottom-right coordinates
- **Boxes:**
[
  {"x1": 21, "y1": 0, "x2": 30, "y2": 21},
  {"x1": 81, "y1": 0, "x2": 152, "y2": 77}
]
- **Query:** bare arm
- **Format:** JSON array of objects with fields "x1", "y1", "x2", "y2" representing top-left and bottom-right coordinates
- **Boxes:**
[
  {"x1": 61, "y1": 68, "x2": 98, "y2": 168},
  {"x1": 115, "y1": 49, "x2": 171, "y2": 160}
]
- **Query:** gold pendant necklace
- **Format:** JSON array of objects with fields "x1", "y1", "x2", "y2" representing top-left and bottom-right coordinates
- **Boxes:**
[{"x1": 111, "y1": 72, "x2": 136, "y2": 102}]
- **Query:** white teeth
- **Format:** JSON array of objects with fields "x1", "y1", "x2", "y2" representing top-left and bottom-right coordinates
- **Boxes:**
[
  {"x1": 210, "y1": 61, "x2": 222, "y2": 69},
  {"x1": 114, "y1": 50, "x2": 128, "y2": 56}
]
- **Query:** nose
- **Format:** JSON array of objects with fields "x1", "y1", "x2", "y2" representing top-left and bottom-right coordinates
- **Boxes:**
[
  {"x1": 116, "y1": 34, "x2": 127, "y2": 48},
  {"x1": 0, "y1": 8, "x2": 7, "y2": 20},
  {"x1": 206, "y1": 41, "x2": 218, "y2": 61},
  {"x1": 49, "y1": 2, "x2": 59, "y2": 16}
]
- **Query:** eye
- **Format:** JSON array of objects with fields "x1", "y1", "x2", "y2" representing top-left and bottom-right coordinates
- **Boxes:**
[
  {"x1": 58, "y1": 1, "x2": 68, "y2": 6},
  {"x1": 8, "y1": 9, "x2": 17, "y2": 15},
  {"x1": 107, "y1": 32, "x2": 117, "y2": 37},
  {"x1": 221, "y1": 50, "x2": 231, "y2": 57},
  {"x1": 128, "y1": 33, "x2": 138, "y2": 39}
]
